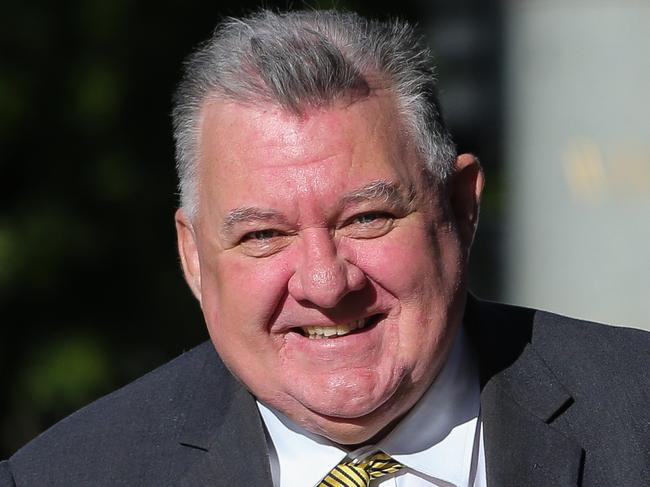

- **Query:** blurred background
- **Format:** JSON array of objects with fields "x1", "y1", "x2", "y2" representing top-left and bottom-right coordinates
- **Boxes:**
[{"x1": 1, "y1": 0, "x2": 648, "y2": 456}]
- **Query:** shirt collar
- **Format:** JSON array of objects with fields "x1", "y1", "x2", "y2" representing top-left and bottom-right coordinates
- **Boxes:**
[
  {"x1": 257, "y1": 401, "x2": 345, "y2": 487},
  {"x1": 257, "y1": 325, "x2": 480, "y2": 487}
]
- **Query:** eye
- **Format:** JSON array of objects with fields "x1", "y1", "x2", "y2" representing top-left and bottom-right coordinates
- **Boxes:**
[
  {"x1": 238, "y1": 228, "x2": 290, "y2": 257},
  {"x1": 342, "y1": 211, "x2": 394, "y2": 239},
  {"x1": 241, "y1": 229, "x2": 281, "y2": 242},
  {"x1": 354, "y1": 212, "x2": 384, "y2": 225}
]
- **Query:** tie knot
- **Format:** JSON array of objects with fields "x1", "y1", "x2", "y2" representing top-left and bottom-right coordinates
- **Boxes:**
[{"x1": 319, "y1": 452, "x2": 403, "y2": 487}]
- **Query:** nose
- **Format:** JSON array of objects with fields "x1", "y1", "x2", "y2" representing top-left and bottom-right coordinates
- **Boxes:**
[{"x1": 288, "y1": 229, "x2": 366, "y2": 308}]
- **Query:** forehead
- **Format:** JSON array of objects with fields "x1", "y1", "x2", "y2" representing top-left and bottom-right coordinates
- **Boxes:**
[{"x1": 196, "y1": 94, "x2": 422, "y2": 215}]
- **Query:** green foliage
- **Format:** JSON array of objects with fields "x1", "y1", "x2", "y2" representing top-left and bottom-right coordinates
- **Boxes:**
[{"x1": 19, "y1": 335, "x2": 111, "y2": 412}]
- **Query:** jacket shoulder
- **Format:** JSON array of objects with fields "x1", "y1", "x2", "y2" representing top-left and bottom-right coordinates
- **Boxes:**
[
  {"x1": 6, "y1": 342, "x2": 219, "y2": 486},
  {"x1": 529, "y1": 306, "x2": 650, "y2": 380},
  {"x1": 468, "y1": 296, "x2": 650, "y2": 378},
  {"x1": 0, "y1": 461, "x2": 15, "y2": 487}
]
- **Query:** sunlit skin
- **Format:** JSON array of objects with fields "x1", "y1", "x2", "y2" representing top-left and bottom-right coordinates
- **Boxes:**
[{"x1": 175, "y1": 91, "x2": 483, "y2": 445}]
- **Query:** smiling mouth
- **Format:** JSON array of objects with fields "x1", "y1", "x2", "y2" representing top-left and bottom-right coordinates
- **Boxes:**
[{"x1": 296, "y1": 314, "x2": 382, "y2": 339}]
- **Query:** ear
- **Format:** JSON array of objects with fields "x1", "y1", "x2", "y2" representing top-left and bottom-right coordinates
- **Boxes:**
[
  {"x1": 449, "y1": 153, "x2": 484, "y2": 249},
  {"x1": 175, "y1": 208, "x2": 202, "y2": 304}
]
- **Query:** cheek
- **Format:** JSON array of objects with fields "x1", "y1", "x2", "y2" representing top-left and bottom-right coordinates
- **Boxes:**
[
  {"x1": 349, "y1": 227, "x2": 462, "y2": 344},
  {"x1": 201, "y1": 253, "x2": 294, "y2": 335},
  {"x1": 350, "y1": 227, "x2": 445, "y2": 296}
]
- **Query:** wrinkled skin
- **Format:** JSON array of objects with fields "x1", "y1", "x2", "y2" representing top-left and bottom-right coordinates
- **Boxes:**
[{"x1": 176, "y1": 92, "x2": 484, "y2": 445}]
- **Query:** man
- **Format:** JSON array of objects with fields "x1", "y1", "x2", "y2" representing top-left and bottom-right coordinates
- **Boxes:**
[{"x1": 2, "y1": 9, "x2": 648, "y2": 487}]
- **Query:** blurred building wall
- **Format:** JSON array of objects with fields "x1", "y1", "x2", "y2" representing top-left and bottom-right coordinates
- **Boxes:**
[{"x1": 504, "y1": 0, "x2": 650, "y2": 330}]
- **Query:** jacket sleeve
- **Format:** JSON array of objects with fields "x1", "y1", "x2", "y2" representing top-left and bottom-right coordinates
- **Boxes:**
[{"x1": 0, "y1": 461, "x2": 16, "y2": 487}]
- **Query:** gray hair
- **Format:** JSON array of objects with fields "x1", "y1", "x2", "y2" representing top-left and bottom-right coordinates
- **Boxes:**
[{"x1": 172, "y1": 9, "x2": 456, "y2": 217}]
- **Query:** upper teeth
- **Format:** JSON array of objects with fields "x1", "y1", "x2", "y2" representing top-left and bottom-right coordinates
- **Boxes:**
[{"x1": 302, "y1": 319, "x2": 366, "y2": 339}]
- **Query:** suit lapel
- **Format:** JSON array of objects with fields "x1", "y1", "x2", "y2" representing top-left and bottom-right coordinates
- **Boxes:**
[
  {"x1": 465, "y1": 296, "x2": 585, "y2": 486},
  {"x1": 480, "y1": 345, "x2": 584, "y2": 486},
  {"x1": 176, "y1": 345, "x2": 274, "y2": 487}
]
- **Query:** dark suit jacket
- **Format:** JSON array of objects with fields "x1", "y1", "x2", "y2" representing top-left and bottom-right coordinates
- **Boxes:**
[{"x1": 2, "y1": 297, "x2": 649, "y2": 486}]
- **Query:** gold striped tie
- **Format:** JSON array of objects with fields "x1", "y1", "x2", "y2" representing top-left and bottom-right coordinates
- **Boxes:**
[{"x1": 318, "y1": 452, "x2": 403, "y2": 486}]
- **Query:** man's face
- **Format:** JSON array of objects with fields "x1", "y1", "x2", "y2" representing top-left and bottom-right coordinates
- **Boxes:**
[{"x1": 176, "y1": 93, "x2": 482, "y2": 444}]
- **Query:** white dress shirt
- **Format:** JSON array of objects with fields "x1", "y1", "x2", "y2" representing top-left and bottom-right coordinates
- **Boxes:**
[{"x1": 257, "y1": 327, "x2": 487, "y2": 487}]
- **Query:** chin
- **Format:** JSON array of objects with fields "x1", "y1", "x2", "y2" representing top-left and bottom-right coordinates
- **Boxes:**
[
  {"x1": 307, "y1": 394, "x2": 386, "y2": 419},
  {"x1": 298, "y1": 386, "x2": 414, "y2": 445},
  {"x1": 305, "y1": 407, "x2": 405, "y2": 446}
]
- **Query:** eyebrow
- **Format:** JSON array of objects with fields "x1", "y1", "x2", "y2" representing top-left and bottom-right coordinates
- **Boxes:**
[
  {"x1": 221, "y1": 180, "x2": 416, "y2": 235},
  {"x1": 339, "y1": 180, "x2": 417, "y2": 211},
  {"x1": 222, "y1": 207, "x2": 286, "y2": 236}
]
